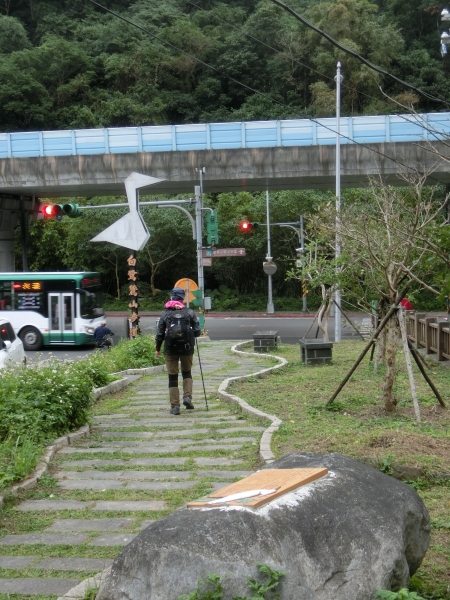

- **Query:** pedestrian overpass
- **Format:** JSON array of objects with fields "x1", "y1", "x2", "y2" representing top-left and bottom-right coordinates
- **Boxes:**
[{"x1": 1, "y1": 112, "x2": 450, "y2": 269}]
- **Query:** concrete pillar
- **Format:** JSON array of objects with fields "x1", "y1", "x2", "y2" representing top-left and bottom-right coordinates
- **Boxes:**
[{"x1": 0, "y1": 197, "x2": 18, "y2": 272}]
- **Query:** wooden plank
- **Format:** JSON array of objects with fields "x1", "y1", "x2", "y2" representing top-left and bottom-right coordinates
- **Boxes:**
[{"x1": 188, "y1": 468, "x2": 328, "y2": 509}]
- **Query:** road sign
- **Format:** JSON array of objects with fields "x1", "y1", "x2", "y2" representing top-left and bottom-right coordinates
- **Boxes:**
[
  {"x1": 202, "y1": 248, "x2": 246, "y2": 258},
  {"x1": 202, "y1": 257, "x2": 212, "y2": 267},
  {"x1": 174, "y1": 278, "x2": 198, "y2": 303}
]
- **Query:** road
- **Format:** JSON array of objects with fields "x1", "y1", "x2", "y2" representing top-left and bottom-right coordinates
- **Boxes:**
[{"x1": 25, "y1": 313, "x2": 369, "y2": 362}]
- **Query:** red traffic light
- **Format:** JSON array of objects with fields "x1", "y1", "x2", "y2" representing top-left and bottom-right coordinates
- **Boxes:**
[
  {"x1": 240, "y1": 220, "x2": 253, "y2": 232},
  {"x1": 42, "y1": 204, "x2": 62, "y2": 219},
  {"x1": 239, "y1": 220, "x2": 258, "y2": 232}
]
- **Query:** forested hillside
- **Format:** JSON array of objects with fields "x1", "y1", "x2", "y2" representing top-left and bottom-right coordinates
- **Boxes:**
[
  {"x1": 3, "y1": 0, "x2": 449, "y2": 308},
  {"x1": 1, "y1": 0, "x2": 450, "y2": 133}
]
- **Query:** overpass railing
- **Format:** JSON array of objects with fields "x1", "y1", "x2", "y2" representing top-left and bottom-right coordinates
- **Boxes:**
[
  {"x1": 1, "y1": 112, "x2": 450, "y2": 159},
  {"x1": 406, "y1": 312, "x2": 450, "y2": 361}
]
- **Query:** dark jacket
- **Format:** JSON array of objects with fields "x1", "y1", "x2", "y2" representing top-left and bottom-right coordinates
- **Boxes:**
[
  {"x1": 94, "y1": 325, "x2": 114, "y2": 344},
  {"x1": 155, "y1": 301, "x2": 201, "y2": 355}
]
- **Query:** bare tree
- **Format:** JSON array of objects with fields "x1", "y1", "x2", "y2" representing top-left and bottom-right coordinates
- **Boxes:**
[{"x1": 293, "y1": 171, "x2": 449, "y2": 411}]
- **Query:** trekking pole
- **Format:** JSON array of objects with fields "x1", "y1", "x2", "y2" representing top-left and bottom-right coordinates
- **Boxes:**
[{"x1": 195, "y1": 338, "x2": 209, "y2": 411}]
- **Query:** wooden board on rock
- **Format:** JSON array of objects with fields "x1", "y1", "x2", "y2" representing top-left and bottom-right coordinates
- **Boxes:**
[{"x1": 188, "y1": 468, "x2": 328, "y2": 509}]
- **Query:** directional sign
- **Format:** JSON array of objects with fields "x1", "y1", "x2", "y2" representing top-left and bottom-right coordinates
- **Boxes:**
[{"x1": 202, "y1": 248, "x2": 246, "y2": 258}]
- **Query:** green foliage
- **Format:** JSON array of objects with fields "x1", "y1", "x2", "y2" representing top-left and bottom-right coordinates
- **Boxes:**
[
  {"x1": 106, "y1": 334, "x2": 164, "y2": 372},
  {"x1": 177, "y1": 564, "x2": 286, "y2": 600},
  {"x1": 0, "y1": 435, "x2": 42, "y2": 490},
  {"x1": 376, "y1": 589, "x2": 425, "y2": 600},
  {"x1": 0, "y1": 354, "x2": 110, "y2": 443}
]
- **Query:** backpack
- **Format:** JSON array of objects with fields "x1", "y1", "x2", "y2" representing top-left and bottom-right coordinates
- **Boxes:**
[{"x1": 164, "y1": 308, "x2": 191, "y2": 351}]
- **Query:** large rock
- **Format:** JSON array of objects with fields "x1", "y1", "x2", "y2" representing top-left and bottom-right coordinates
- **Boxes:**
[{"x1": 96, "y1": 452, "x2": 430, "y2": 600}]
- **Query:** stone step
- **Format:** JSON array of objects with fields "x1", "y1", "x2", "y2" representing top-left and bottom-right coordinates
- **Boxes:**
[
  {"x1": 57, "y1": 479, "x2": 200, "y2": 491},
  {"x1": 16, "y1": 500, "x2": 167, "y2": 511},
  {"x1": 81, "y1": 437, "x2": 256, "y2": 447},
  {"x1": 56, "y1": 470, "x2": 192, "y2": 481},
  {"x1": 36, "y1": 557, "x2": 114, "y2": 571},
  {"x1": 45, "y1": 518, "x2": 134, "y2": 532},
  {"x1": 59, "y1": 443, "x2": 244, "y2": 455},
  {"x1": 0, "y1": 533, "x2": 90, "y2": 546},
  {"x1": 60, "y1": 457, "x2": 245, "y2": 468},
  {"x1": 0, "y1": 578, "x2": 81, "y2": 595}
]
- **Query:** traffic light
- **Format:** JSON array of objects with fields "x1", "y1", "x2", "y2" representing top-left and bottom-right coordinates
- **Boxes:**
[
  {"x1": 42, "y1": 204, "x2": 63, "y2": 220},
  {"x1": 206, "y1": 210, "x2": 219, "y2": 246},
  {"x1": 41, "y1": 203, "x2": 82, "y2": 219},
  {"x1": 239, "y1": 220, "x2": 259, "y2": 232},
  {"x1": 191, "y1": 288, "x2": 203, "y2": 308}
]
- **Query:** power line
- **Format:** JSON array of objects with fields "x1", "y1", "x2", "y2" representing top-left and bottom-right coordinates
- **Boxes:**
[{"x1": 85, "y1": 0, "x2": 444, "y2": 180}]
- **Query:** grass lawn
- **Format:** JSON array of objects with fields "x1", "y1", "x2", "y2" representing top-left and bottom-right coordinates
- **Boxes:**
[{"x1": 230, "y1": 340, "x2": 450, "y2": 600}]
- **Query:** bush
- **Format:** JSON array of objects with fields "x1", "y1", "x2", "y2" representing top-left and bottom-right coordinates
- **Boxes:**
[
  {"x1": 0, "y1": 355, "x2": 109, "y2": 443},
  {"x1": 107, "y1": 334, "x2": 164, "y2": 371}
]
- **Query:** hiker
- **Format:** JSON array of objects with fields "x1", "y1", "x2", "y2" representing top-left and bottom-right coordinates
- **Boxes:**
[
  {"x1": 400, "y1": 298, "x2": 413, "y2": 311},
  {"x1": 155, "y1": 287, "x2": 201, "y2": 415},
  {"x1": 94, "y1": 320, "x2": 114, "y2": 348}
]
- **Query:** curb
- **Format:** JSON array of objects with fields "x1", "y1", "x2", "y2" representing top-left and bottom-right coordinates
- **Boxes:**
[
  {"x1": 217, "y1": 340, "x2": 287, "y2": 464},
  {"x1": 0, "y1": 364, "x2": 165, "y2": 511}
]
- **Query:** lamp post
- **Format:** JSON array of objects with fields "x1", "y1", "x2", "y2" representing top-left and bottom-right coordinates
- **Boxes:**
[
  {"x1": 441, "y1": 9, "x2": 450, "y2": 55},
  {"x1": 334, "y1": 61, "x2": 343, "y2": 342}
]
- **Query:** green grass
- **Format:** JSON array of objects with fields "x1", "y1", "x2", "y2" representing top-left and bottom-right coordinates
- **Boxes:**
[{"x1": 231, "y1": 341, "x2": 450, "y2": 600}]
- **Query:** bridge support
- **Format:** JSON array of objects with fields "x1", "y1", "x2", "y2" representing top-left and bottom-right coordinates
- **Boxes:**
[{"x1": 0, "y1": 195, "x2": 35, "y2": 272}]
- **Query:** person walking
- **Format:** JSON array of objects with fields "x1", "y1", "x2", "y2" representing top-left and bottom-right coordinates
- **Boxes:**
[
  {"x1": 94, "y1": 320, "x2": 114, "y2": 348},
  {"x1": 155, "y1": 287, "x2": 201, "y2": 415}
]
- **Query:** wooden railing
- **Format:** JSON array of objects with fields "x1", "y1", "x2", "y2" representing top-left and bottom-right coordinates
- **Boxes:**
[{"x1": 406, "y1": 312, "x2": 450, "y2": 361}]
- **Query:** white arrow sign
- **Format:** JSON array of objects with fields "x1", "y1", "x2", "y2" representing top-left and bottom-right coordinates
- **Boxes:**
[{"x1": 91, "y1": 172, "x2": 164, "y2": 251}]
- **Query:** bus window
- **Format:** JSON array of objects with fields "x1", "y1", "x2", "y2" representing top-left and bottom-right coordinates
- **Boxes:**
[
  {"x1": 0, "y1": 281, "x2": 12, "y2": 310},
  {"x1": 0, "y1": 295, "x2": 11, "y2": 310},
  {"x1": 80, "y1": 289, "x2": 104, "y2": 319}
]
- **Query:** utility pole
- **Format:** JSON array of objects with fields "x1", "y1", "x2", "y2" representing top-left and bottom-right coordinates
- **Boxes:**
[
  {"x1": 266, "y1": 190, "x2": 275, "y2": 314},
  {"x1": 195, "y1": 185, "x2": 205, "y2": 331},
  {"x1": 335, "y1": 61, "x2": 343, "y2": 342}
]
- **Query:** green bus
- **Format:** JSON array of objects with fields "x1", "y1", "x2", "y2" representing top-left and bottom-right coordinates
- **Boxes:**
[{"x1": 0, "y1": 272, "x2": 104, "y2": 350}]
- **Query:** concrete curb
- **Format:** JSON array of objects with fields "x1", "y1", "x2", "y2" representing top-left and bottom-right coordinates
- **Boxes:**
[
  {"x1": 0, "y1": 364, "x2": 165, "y2": 511},
  {"x1": 217, "y1": 340, "x2": 287, "y2": 464}
]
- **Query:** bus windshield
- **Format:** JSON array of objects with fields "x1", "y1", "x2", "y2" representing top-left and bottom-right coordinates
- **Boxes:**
[{"x1": 80, "y1": 288, "x2": 104, "y2": 319}]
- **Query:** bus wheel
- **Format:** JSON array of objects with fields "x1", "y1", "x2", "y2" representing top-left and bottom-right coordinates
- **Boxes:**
[{"x1": 20, "y1": 327, "x2": 43, "y2": 351}]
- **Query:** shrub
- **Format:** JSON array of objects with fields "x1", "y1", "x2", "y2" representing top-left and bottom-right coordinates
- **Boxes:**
[
  {"x1": 0, "y1": 357, "x2": 106, "y2": 443},
  {"x1": 107, "y1": 334, "x2": 164, "y2": 371}
]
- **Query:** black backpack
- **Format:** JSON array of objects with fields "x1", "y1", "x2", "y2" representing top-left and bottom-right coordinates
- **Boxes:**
[{"x1": 164, "y1": 308, "x2": 191, "y2": 351}]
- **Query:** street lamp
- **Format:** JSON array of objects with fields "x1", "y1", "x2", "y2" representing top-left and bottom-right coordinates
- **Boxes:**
[{"x1": 441, "y1": 10, "x2": 450, "y2": 55}]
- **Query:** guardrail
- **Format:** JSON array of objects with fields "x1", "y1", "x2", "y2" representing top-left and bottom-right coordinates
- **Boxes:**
[
  {"x1": 406, "y1": 312, "x2": 450, "y2": 361},
  {"x1": 1, "y1": 112, "x2": 450, "y2": 159}
]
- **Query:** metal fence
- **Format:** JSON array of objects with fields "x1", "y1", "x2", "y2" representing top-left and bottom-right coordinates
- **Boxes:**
[{"x1": 2, "y1": 112, "x2": 450, "y2": 159}]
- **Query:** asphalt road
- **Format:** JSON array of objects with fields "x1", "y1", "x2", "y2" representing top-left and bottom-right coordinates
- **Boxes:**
[{"x1": 25, "y1": 313, "x2": 369, "y2": 363}]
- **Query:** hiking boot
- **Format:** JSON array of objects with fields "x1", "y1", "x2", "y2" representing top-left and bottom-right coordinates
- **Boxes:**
[
  {"x1": 170, "y1": 405, "x2": 180, "y2": 415},
  {"x1": 183, "y1": 395, "x2": 194, "y2": 410}
]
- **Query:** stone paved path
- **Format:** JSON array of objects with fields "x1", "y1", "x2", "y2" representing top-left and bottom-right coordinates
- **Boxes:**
[{"x1": 0, "y1": 342, "x2": 272, "y2": 599}]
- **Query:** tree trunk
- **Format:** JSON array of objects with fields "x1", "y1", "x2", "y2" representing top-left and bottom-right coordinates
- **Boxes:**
[
  {"x1": 382, "y1": 316, "x2": 398, "y2": 411},
  {"x1": 374, "y1": 325, "x2": 387, "y2": 373}
]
